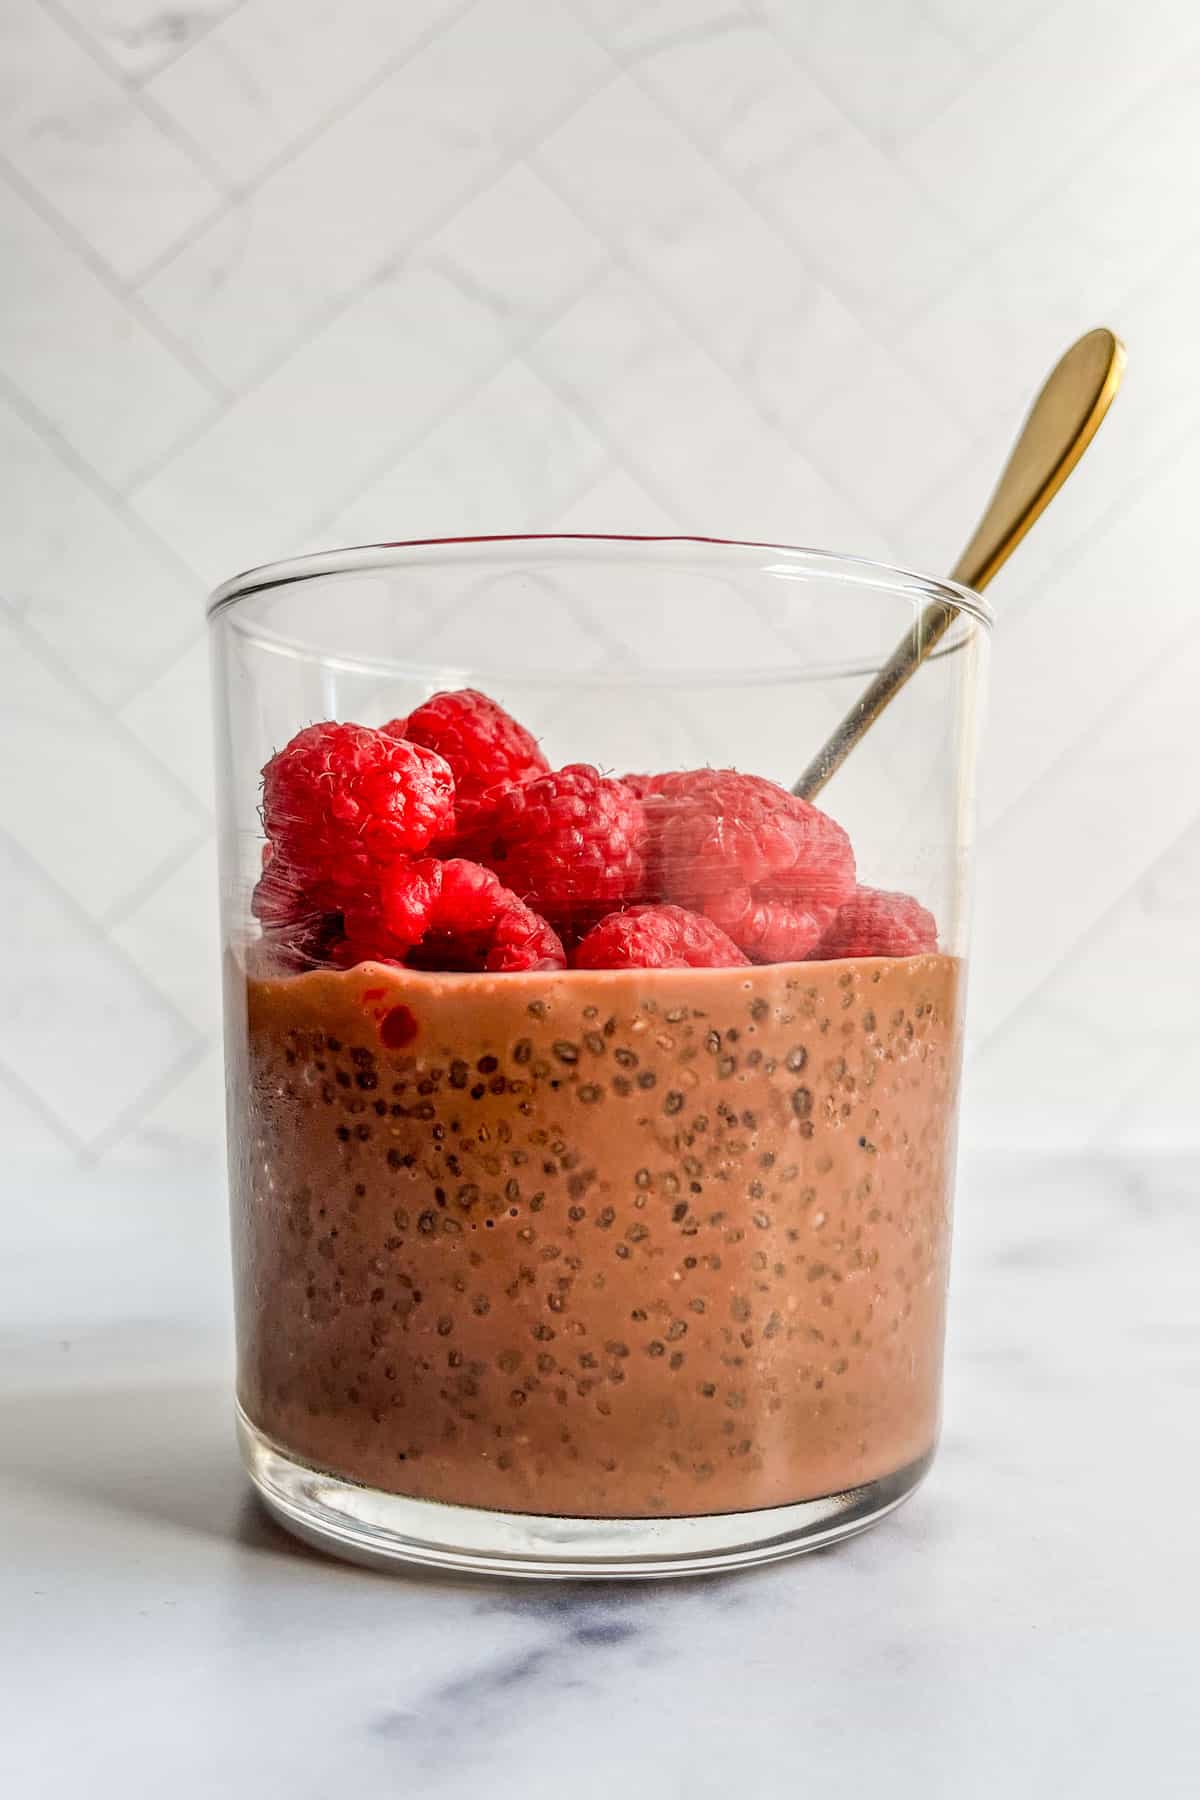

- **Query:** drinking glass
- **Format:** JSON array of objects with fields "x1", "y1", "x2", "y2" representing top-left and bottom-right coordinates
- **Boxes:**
[{"x1": 208, "y1": 535, "x2": 990, "y2": 1578}]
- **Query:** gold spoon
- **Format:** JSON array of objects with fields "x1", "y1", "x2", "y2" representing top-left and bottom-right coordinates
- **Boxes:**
[{"x1": 792, "y1": 326, "x2": 1127, "y2": 801}]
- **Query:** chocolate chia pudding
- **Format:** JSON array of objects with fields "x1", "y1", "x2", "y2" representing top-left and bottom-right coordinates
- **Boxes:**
[{"x1": 231, "y1": 951, "x2": 963, "y2": 1519}]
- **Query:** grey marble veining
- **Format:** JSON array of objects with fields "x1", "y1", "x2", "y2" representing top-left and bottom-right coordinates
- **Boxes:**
[{"x1": 3, "y1": 1148, "x2": 1197, "y2": 1796}]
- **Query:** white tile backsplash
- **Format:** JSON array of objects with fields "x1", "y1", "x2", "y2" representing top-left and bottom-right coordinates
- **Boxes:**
[
  {"x1": 137, "y1": 0, "x2": 609, "y2": 387},
  {"x1": 0, "y1": 832, "x2": 199, "y2": 1147},
  {"x1": 970, "y1": 818, "x2": 1200, "y2": 1148},
  {"x1": 54, "y1": 0, "x2": 239, "y2": 81},
  {"x1": 0, "y1": 3, "x2": 222, "y2": 280},
  {"x1": 534, "y1": 72, "x2": 880, "y2": 402},
  {"x1": 130, "y1": 264, "x2": 509, "y2": 581},
  {"x1": 145, "y1": 0, "x2": 468, "y2": 184},
  {"x1": 568, "y1": 0, "x2": 734, "y2": 59},
  {"x1": 0, "y1": 393, "x2": 204, "y2": 703},
  {"x1": 900, "y1": 64, "x2": 1200, "y2": 454},
  {"x1": 530, "y1": 272, "x2": 873, "y2": 549},
  {"x1": 117, "y1": 634, "x2": 216, "y2": 809},
  {"x1": 320, "y1": 359, "x2": 610, "y2": 547},
  {"x1": 110, "y1": 836, "x2": 221, "y2": 1036},
  {"x1": 759, "y1": 0, "x2": 969, "y2": 148},
  {"x1": 920, "y1": 0, "x2": 1048, "y2": 60},
  {"x1": 0, "y1": 618, "x2": 208, "y2": 922},
  {"x1": 902, "y1": 0, "x2": 1200, "y2": 241},
  {"x1": 551, "y1": 463, "x2": 684, "y2": 535},
  {"x1": 2, "y1": 0, "x2": 1197, "y2": 1163},
  {"x1": 970, "y1": 631, "x2": 1200, "y2": 1047},
  {"x1": 633, "y1": 18, "x2": 967, "y2": 335},
  {"x1": 801, "y1": 340, "x2": 972, "y2": 529},
  {"x1": 110, "y1": 1039, "x2": 224, "y2": 1165},
  {"x1": 0, "y1": 1054, "x2": 76, "y2": 1158},
  {"x1": 0, "y1": 174, "x2": 216, "y2": 486},
  {"x1": 423, "y1": 162, "x2": 609, "y2": 333},
  {"x1": 979, "y1": 463, "x2": 1199, "y2": 833}
]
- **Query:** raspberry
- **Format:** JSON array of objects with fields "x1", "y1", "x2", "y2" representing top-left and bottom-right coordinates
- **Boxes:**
[
  {"x1": 475, "y1": 764, "x2": 648, "y2": 933},
  {"x1": 620, "y1": 773, "x2": 669, "y2": 801},
  {"x1": 385, "y1": 689, "x2": 548, "y2": 835},
  {"x1": 251, "y1": 850, "x2": 344, "y2": 969},
  {"x1": 701, "y1": 888, "x2": 838, "y2": 965},
  {"x1": 572, "y1": 905, "x2": 749, "y2": 970},
  {"x1": 261, "y1": 721, "x2": 455, "y2": 897},
  {"x1": 251, "y1": 842, "x2": 311, "y2": 929},
  {"x1": 262, "y1": 912, "x2": 345, "y2": 973},
  {"x1": 330, "y1": 926, "x2": 403, "y2": 971},
  {"x1": 812, "y1": 885, "x2": 938, "y2": 960},
  {"x1": 645, "y1": 769, "x2": 855, "y2": 962},
  {"x1": 337, "y1": 859, "x2": 565, "y2": 974}
]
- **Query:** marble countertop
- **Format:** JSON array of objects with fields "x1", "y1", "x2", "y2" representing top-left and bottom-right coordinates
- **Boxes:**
[{"x1": 4, "y1": 1149, "x2": 1197, "y2": 1798}]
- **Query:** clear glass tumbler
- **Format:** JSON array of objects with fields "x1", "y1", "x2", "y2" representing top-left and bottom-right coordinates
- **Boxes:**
[{"x1": 209, "y1": 536, "x2": 990, "y2": 1578}]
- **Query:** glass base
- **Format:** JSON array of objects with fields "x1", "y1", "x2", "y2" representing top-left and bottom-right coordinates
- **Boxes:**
[{"x1": 237, "y1": 1408, "x2": 932, "y2": 1580}]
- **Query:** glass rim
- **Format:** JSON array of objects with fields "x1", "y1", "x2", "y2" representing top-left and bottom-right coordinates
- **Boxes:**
[{"x1": 207, "y1": 533, "x2": 994, "y2": 631}]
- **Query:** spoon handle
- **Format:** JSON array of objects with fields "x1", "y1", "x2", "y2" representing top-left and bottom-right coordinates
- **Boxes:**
[{"x1": 792, "y1": 327, "x2": 1126, "y2": 802}]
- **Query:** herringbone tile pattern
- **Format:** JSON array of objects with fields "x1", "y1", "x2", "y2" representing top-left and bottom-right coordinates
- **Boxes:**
[{"x1": 2, "y1": 0, "x2": 1197, "y2": 1161}]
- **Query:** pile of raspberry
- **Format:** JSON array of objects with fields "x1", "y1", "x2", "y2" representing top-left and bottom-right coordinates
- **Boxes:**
[{"x1": 254, "y1": 688, "x2": 937, "y2": 974}]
